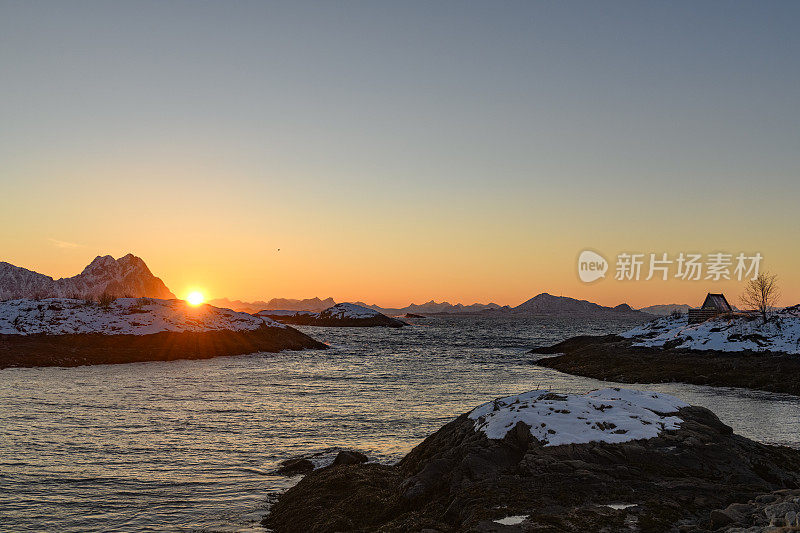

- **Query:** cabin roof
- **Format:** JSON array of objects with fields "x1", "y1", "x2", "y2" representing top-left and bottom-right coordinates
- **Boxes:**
[{"x1": 701, "y1": 293, "x2": 732, "y2": 312}]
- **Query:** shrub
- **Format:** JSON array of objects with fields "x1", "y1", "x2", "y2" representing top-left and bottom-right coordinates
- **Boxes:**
[{"x1": 97, "y1": 292, "x2": 116, "y2": 308}]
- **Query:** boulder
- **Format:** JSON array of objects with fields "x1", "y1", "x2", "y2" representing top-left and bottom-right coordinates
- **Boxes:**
[
  {"x1": 332, "y1": 450, "x2": 368, "y2": 467},
  {"x1": 263, "y1": 389, "x2": 800, "y2": 532},
  {"x1": 275, "y1": 458, "x2": 315, "y2": 476}
]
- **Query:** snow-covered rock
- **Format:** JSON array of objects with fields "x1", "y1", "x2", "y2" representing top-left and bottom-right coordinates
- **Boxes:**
[
  {"x1": 622, "y1": 307, "x2": 800, "y2": 354},
  {"x1": 0, "y1": 297, "x2": 285, "y2": 336},
  {"x1": 318, "y1": 303, "x2": 381, "y2": 319},
  {"x1": 0, "y1": 254, "x2": 174, "y2": 300},
  {"x1": 257, "y1": 302, "x2": 407, "y2": 327},
  {"x1": 468, "y1": 388, "x2": 688, "y2": 446}
]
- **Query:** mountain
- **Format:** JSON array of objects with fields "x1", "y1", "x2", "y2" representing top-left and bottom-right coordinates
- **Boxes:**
[
  {"x1": 210, "y1": 297, "x2": 336, "y2": 313},
  {"x1": 211, "y1": 297, "x2": 504, "y2": 315},
  {"x1": 638, "y1": 304, "x2": 692, "y2": 315},
  {"x1": 351, "y1": 300, "x2": 507, "y2": 315},
  {"x1": 512, "y1": 293, "x2": 646, "y2": 316},
  {"x1": 0, "y1": 254, "x2": 175, "y2": 300},
  {"x1": 263, "y1": 297, "x2": 336, "y2": 312}
]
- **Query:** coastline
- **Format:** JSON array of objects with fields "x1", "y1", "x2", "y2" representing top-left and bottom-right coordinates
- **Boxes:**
[
  {"x1": 532, "y1": 334, "x2": 800, "y2": 396},
  {"x1": 0, "y1": 324, "x2": 327, "y2": 369}
]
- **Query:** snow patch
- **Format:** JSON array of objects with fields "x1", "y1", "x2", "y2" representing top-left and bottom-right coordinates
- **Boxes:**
[
  {"x1": 493, "y1": 515, "x2": 528, "y2": 525},
  {"x1": 622, "y1": 308, "x2": 800, "y2": 354},
  {"x1": 604, "y1": 503, "x2": 636, "y2": 510},
  {"x1": 468, "y1": 388, "x2": 688, "y2": 446},
  {"x1": 0, "y1": 298, "x2": 285, "y2": 335}
]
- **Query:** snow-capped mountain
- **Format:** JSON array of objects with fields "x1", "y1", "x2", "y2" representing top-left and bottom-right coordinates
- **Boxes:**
[{"x1": 0, "y1": 254, "x2": 175, "y2": 300}]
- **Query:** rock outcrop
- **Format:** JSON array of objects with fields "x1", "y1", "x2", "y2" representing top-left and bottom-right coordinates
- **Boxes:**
[
  {"x1": 531, "y1": 334, "x2": 800, "y2": 396},
  {"x1": 263, "y1": 388, "x2": 800, "y2": 532},
  {"x1": 0, "y1": 297, "x2": 326, "y2": 368},
  {"x1": 259, "y1": 303, "x2": 408, "y2": 328}
]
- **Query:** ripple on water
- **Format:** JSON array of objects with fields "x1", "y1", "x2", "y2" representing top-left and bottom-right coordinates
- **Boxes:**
[{"x1": 1, "y1": 314, "x2": 799, "y2": 532}]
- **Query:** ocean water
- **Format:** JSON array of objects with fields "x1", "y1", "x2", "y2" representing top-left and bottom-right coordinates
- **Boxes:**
[{"x1": 2, "y1": 314, "x2": 799, "y2": 532}]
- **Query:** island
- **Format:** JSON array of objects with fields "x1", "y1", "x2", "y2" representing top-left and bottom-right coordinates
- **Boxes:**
[
  {"x1": 263, "y1": 387, "x2": 800, "y2": 532},
  {"x1": 0, "y1": 297, "x2": 326, "y2": 368},
  {"x1": 257, "y1": 302, "x2": 408, "y2": 328},
  {"x1": 531, "y1": 307, "x2": 800, "y2": 396}
]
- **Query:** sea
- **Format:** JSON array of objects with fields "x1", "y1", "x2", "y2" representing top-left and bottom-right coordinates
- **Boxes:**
[{"x1": 2, "y1": 314, "x2": 799, "y2": 532}]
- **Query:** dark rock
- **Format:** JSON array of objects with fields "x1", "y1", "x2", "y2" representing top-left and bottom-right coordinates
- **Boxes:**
[
  {"x1": 263, "y1": 401, "x2": 800, "y2": 532},
  {"x1": 404, "y1": 313, "x2": 426, "y2": 318},
  {"x1": 703, "y1": 489, "x2": 800, "y2": 530},
  {"x1": 275, "y1": 458, "x2": 315, "y2": 476},
  {"x1": 332, "y1": 450, "x2": 368, "y2": 467},
  {"x1": 0, "y1": 324, "x2": 327, "y2": 369},
  {"x1": 709, "y1": 508, "x2": 737, "y2": 528},
  {"x1": 532, "y1": 334, "x2": 800, "y2": 396}
]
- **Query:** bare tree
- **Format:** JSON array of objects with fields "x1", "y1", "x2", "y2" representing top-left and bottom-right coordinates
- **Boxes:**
[{"x1": 740, "y1": 272, "x2": 780, "y2": 323}]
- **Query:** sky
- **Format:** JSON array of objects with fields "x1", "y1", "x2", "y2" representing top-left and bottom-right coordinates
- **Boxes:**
[{"x1": 1, "y1": 1, "x2": 798, "y2": 308}]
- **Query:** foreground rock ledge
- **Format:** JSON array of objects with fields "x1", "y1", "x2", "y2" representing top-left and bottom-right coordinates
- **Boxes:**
[
  {"x1": 531, "y1": 335, "x2": 800, "y2": 396},
  {"x1": 0, "y1": 325, "x2": 326, "y2": 368},
  {"x1": 262, "y1": 390, "x2": 800, "y2": 532}
]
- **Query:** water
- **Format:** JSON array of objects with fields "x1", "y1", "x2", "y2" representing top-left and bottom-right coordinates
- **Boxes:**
[{"x1": 2, "y1": 315, "x2": 799, "y2": 532}]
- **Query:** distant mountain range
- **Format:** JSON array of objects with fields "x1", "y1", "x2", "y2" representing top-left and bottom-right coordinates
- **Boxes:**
[
  {"x1": 208, "y1": 297, "x2": 335, "y2": 314},
  {"x1": 0, "y1": 254, "x2": 174, "y2": 300},
  {"x1": 350, "y1": 300, "x2": 508, "y2": 315},
  {"x1": 221, "y1": 293, "x2": 647, "y2": 317}
]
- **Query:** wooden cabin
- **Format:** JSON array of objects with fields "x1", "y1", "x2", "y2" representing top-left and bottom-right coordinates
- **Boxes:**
[{"x1": 688, "y1": 293, "x2": 733, "y2": 324}]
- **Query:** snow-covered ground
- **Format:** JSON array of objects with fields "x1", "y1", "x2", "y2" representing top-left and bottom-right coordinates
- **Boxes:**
[
  {"x1": 468, "y1": 388, "x2": 688, "y2": 446},
  {"x1": 622, "y1": 307, "x2": 800, "y2": 354},
  {"x1": 0, "y1": 298, "x2": 284, "y2": 335}
]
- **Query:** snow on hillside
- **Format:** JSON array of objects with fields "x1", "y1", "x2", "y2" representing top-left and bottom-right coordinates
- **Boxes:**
[
  {"x1": 468, "y1": 388, "x2": 688, "y2": 446},
  {"x1": 622, "y1": 307, "x2": 800, "y2": 354},
  {"x1": 318, "y1": 303, "x2": 381, "y2": 319},
  {"x1": 0, "y1": 298, "x2": 285, "y2": 336}
]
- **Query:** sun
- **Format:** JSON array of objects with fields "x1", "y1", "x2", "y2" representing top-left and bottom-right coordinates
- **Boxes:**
[{"x1": 186, "y1": 291, "x2": 205, "y2": 306}]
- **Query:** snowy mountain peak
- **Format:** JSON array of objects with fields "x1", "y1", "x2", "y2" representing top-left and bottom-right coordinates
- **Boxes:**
[{"x1": 0, "y1": 254, "x2": 175, "y2": 300}]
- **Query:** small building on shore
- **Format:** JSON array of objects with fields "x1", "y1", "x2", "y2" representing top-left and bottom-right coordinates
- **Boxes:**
[{"x1": 688, "y1": 293, "x2": 733, "y2": 324}]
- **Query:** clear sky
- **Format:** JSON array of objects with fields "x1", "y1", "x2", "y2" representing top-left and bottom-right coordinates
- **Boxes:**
[{"x1": 1, "y1": 1, "x2": 798, "y2": 307}]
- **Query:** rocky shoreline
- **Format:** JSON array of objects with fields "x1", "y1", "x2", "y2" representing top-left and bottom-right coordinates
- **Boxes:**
[
  {"x1": 531, "y1": 335, "x2": 800, "y2": 396},
  {"x1": 262, "y1": 389, "x2": 800, "y2": 532},
  {"x1": 0, "y1": 324, "x2": 326, "y2": 368}
]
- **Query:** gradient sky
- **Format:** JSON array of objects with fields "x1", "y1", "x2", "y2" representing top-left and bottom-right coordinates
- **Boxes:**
[{"x1": 1, "y1": 1, "x2": 798, "y2": 307}]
